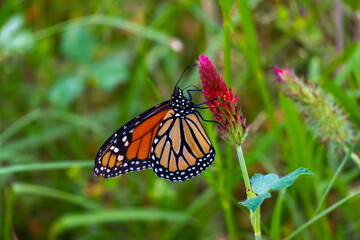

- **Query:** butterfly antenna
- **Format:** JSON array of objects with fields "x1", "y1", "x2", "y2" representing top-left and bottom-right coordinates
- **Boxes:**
[{"x1": 174, "y1": 63, "x2": 197, "y2": 90}]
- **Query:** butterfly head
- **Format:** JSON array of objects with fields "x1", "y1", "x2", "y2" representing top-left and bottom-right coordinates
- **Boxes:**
[
  {"x1": 173, "y1": 87, "x2": 183, "y2": 97},
  {"x1": 171, "y1": 87, "x2": 195, "y2": 115}
]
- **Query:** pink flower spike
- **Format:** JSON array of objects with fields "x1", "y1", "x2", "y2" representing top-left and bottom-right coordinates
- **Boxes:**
[
  {"x1": 274, "y1": 66, "x2": 287, "y2": 84},
  {"x1": 197, "y1": 55, "x2": 251, "y2": 146}
]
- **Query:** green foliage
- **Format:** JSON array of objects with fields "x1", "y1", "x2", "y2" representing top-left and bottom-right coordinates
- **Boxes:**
[
  {"x1": 49, "y1": 75, "x2": 86, "y2": 107},
  {"x1": 92, "y1": 57, "x2": 129, "y2": 91},
  {"x1": 61, "y1": 26, "x2": 96, "y2": 62},
  {"x1": 250, "y1": 168, "x2": 313, "y2": 195},
  {"x1": 0, "y1": 14, "x2": 34, "y2": 57},
  {"x1": 1, "y1": 0, "x2": 360, "y2": 240},
  {"x1": 240, "y1": 168, "x2": 313, "y2": 212},
  {"x1": 49, "y1": 209, "x2": 192, "y2": 240},
  {"x1": 239, "y1": 192, "x2": 271, "y2": 212}
]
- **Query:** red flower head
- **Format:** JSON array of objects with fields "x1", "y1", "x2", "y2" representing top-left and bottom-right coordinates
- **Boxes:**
[{"x1": 197, "y1": 55, "x2": 250, "y2": 146}]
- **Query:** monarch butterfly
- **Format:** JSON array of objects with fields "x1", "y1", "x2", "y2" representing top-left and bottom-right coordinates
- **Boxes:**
[{"x1": 94, "y1": 66, "x2": 215, "y2": 181}]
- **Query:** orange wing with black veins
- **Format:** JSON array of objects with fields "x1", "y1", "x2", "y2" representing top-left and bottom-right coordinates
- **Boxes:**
[{"x1": 94, "y1": 101, "x2": 171, "y2": 178}]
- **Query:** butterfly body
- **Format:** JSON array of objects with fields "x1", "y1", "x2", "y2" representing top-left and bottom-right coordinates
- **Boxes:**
[{"x1": 94, "y1": 87, "x2": 215, "y2": 181}]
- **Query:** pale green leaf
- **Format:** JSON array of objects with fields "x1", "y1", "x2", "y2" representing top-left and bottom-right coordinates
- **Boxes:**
[
  {"x1": 92, "y1": 57, "x2": 128, "y2": 91},
  {"x1": 271, "y1": 168, "x2": 313, "y2": 191},
  {"x1": 60, "y1": 26, "x2": 96, "y2": 62},
  {"x1": 239, "y1": 192, "x2": 271, "y2": 212},
  {"x1": 0, "y1": 14, "x2": 34, "y2": 54},
  {"x1": 251, "y1": 173, "x2": 279, "y2": 195},
  {"x1": 49, "y1": 75, "x2": 86, "y2": 107},
  {"x1": 250, "y1": 168, "x2": 313, "y2": 195}
]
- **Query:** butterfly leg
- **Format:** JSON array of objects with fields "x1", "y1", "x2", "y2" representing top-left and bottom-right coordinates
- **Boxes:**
[
  {"x1": 187, "y1": 89, "x2": 202, "y2": 102},
  {"x1": 194, "y1": 97, "x2": 217, "y2": 107},
  {"x1": 194, "y1": 109, "x2": 223, "y2": 127}
]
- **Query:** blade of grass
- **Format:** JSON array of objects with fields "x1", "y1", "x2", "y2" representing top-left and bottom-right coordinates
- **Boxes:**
[
  {"x1": 145, "y1": 76, "x2": 163, "y2": 103},
  {"x1": 280, "y1": 95, "x2": 328, "y2": 238},
  {"x1": 321, "y1": 77, "x2": 360, "y2": 128},
  {"x1": 217, "y1": 2, "x2": 237, "y2": 240},
  {"x1": 161, "y1": 188, "x2": 215, "y2": 240},
  {"x1": 3, "y1": 188, "x2": 15, "y2": 240},
  {"x1": 49, "y1": 209, "x2": 193, "y2": 240},
  {"x1": 11, "y1": 182, "x2": 100, "y2": 210},
  {"x1": 34, "y1": 15, "x2": 181, "y2": 51},
  {"x1": 285, "y1": 193, "x2": 311, "y2": 239},
  {"x1": 1, "y1": 125, "x2": 77, "y2": 160},
  {"x1": 0, "y1": 184, "x2": 2, "y2": 238},
  {"x1": 270, "y1": 189, "x2": 286, "y2": 240},
  {"x1": 0, "y1": 109, "x2": 43, "y2": 145},
  {"x1": 235, "y1": 0, "x2": 275, "y2": 126},
  {"x1": 324, "y1": 43, "x2": 360, "y2": 76},
  {"x1": 0, "y1": 0, "x2": 17, "y2": 26},
  {"x1": 342, "y1": 143, "x2": 360, "y2": 167},
  {"x1": 219, "y1": 0, "x2": 232, "y2": 85},
  {"x1": 235, "y1": 0, "x2": 287, "y2": 161},
  {"x1": 0, "y1": 107, "x2": 110, "y2": 162},
  {"x1": 315, "y1": 135, "x2": 360, "y2": 214},
  {"x1": 0, "y1": 109, "x2": 105, "y2": 145},
  {"x1": 0, "y1": 160, "x2": 93, "y2": 176},
  {"x1": 285, "y1": 189, "x2": 360, "y2": 240}
]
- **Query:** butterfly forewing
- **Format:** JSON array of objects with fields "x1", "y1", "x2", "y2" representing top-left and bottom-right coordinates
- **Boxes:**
[{"x1": 94, "y1": 101, "x2": 172, "y2": 178}]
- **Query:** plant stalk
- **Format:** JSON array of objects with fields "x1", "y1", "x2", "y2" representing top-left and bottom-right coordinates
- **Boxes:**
[
  {"x1": 237, "y1": 146, "x2": 262, "y2": 239},
  {"x1": 315, "y1": 138, "x2": 359, "y2": 214}
]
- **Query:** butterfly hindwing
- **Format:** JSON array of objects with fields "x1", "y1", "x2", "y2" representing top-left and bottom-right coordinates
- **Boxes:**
[
  {"x1": 150, "y1": 110, "x2": 215, "y2": 181},
  {"x1": 94, "y1": 101, "x2": 172, "y2": 178}
]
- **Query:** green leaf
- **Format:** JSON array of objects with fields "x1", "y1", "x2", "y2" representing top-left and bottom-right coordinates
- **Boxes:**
[
  {"x1": 219, "y1": 0, "x2": 234, "y2": 16},
  {"x1": 271, "y1": 168, "x2": 313, "y2": 191},
  {"x1": 251, "y1": 168, "x2": 313, "y2": 195},
  {"x1": 49, "y1": 75, "x2": 86, "y2": 107},
  {"x1": 251, "y1": 173, "x2": 279, "y2": 195},
  {"x1": 239, "y1": 192, "x2": 271, "y2": 212},
  {"x1": 92, "y1": 57, "x2": 129, "y2": 91},
  {"x1": 0, "y1": 14, "x2": 23, "y2": 42},
  {"x1": 60, "y1": 26, "x2": 96, "y2": 62},
  {"x1": 0, "y1": 14, "x2": 34, "y2": 55}
]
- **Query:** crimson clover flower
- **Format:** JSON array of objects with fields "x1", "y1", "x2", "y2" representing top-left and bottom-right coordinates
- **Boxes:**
[
  {"x1": 197, "y1": 55, "x2": 250, "y2": 146},
  {"x1": 274, "y1": 66, "x2": 355, "y2": 150}
]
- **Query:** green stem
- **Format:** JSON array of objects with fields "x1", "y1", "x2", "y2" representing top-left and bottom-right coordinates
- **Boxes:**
[
  {"x1": 342, "y1": 143, "x2": 360, "y2": 168},
  {"x1": 237, "y1": 146, "x2": 262, "y2": 239},
  {"x1": 315, "y1": 139, "x2": 359, "y2": 214},
  {"x1": 236, "y1": 146, "x2": 252, "y2": 196}
]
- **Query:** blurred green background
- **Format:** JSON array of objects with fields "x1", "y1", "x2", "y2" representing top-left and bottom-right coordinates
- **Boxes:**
[{"x1": 1, "y1": 0, "x2": 360, "y2": 239}]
